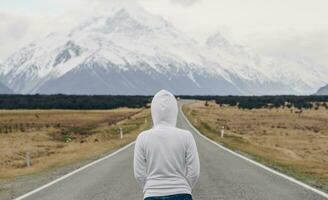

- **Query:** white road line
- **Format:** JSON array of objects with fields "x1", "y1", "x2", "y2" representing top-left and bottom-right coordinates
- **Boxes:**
[
  {"x1": 180, "y1": 105, "x2": 328, "y2": 199},
  {"x1": 11, "y1": 104, "x2": 328, "y2": 200},
  {"x1": 13, "y1": 142, "x2": 136, "y2": 200}
]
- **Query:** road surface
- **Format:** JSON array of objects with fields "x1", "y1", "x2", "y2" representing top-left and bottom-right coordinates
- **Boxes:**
[{"x1": 17, "y1": 101, "x2": 327, "y2": 200}]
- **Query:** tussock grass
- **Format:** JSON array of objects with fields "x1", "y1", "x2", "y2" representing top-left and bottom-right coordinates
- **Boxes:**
[
  {"x1": 183, "y1": 101, "x2": 328, "y2": 191},
  {"x1": 0, "y1": 108, "x2": 151, "y2": 179}
]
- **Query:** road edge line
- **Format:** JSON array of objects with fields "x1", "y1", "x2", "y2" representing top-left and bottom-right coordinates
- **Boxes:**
[
  {"x1": 180, "y1": 105, "x2": 328, "y2": 199},
  {"x1": 12, "y1": 141, "x2": 136, "y2": 200}
]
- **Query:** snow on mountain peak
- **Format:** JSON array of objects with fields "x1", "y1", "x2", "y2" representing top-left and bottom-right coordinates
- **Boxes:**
[
  {"x1": 207, "y1": 32, "x2": 232, "y2": 48},
  {"x1": 74, "y1": 2, "x2": 171, "y2": 34},
  {"x1": 105, "y1": 1, "x2": 170, "y2": 28},
  {"x1": 0, "y1": 2, "x2": 327, "y2": 95}
]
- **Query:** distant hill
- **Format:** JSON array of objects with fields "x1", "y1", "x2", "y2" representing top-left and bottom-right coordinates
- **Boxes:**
[
  {"x1": 316, "y1": 85, "x2": 328, "y2": 95},
  {"x1": 0, "y1": 81, "x2": 12, "y2": 94}
]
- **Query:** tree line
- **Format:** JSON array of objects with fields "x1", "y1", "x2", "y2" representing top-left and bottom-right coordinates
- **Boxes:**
[
  {"x1": 0, "y1": 94, "x2": 151, "y2": 109},
  {"x1": 1, "y1": 94, "x2": 327, "y2": 110},
  {"x1": 179, "y1": 95, "x2": 328, "y2": 110}
]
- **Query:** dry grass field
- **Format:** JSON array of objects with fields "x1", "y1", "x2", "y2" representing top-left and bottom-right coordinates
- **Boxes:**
[
  {"x1": 0, "y1": 108, "x2": 151, "y2": 179},
  {"x1": 183, "y1": 101, "x2": 328, "y2": 191}
]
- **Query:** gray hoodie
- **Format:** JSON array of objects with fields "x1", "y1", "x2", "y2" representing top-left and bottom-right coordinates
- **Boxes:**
[{"x1": 133, "y1": 90, "x2": 200, "y2": 198}]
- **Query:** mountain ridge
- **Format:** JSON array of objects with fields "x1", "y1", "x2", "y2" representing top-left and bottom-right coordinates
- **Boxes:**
[
  {"x1": 316, "y1": 84, "x2": 328, "y2": 95},
  {"x1": 0, "y1": 3, "x2": 327, "y2": 95}
]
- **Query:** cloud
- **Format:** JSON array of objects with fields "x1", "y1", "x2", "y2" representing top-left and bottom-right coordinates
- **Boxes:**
[
  {"x1": 0, "y1": 0, "x2": 92, "y2": 60},
  {"x1": 1, "y1": 0, "x2": 328, "y2": 70},
  {"x1": 171, "y1": 0, "x2": 200, "y2": 7},
  {"x1": 0, "y1": 13, "x2": 29, "y2": 39},
  {"x1": 0, "y1": 12, "x2": 32, "y2": 59},
  {"x1": 243, "y1": 30, "x2": 328, "y2": 67}
]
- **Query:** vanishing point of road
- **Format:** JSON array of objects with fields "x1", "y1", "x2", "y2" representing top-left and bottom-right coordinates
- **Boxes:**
[{"x1": 16, "y1": 101, "x2": 328, "y2": 200}]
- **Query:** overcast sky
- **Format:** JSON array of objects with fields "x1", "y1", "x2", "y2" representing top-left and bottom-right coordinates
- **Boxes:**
[{"x1": 1, "y1": 0, "x2": 328, "y2": 67}]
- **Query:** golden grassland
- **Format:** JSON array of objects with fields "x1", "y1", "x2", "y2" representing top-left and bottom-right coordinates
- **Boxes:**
[
  {"x1": 0, "y1": 108, "x2": 151, "y2": 179},
  {"x1": 183, "y1": 101, "x2": 328, "y2": 191}
]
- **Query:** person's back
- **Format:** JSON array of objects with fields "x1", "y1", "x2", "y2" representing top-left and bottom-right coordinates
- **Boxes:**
[{"x1": 134, "y1": 90, "x2": 200, "y2": 200}]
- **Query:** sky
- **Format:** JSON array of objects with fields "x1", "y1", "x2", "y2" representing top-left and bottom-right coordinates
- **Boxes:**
[{"x1": 1, "y1": 0, "x2": 328, "y2": 67}]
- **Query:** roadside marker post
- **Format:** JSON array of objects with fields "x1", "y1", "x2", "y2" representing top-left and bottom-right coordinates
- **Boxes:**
[
  {"x1": 180, "y1": 104, "x2": 328, "y2": 199},
  {"x1": 120, "y1": 127, "x2": 123, "y2": 139},
  {"x1": 13, "y1": 142, "x2": 136, "y2": 200},
  {"x1": 25, "y1": 152, "x2": 31, "y2": 167},
  {"x1": 221, "y1": 126, "x2": 225, "y2": 138}
]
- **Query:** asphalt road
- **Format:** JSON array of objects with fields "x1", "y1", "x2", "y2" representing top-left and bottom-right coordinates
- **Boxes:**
[{"x1": 18, "y1": 101, "x2": 327, "y2": 200}]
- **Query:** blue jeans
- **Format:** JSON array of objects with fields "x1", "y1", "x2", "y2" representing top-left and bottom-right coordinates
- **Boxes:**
[{"x1": 144, "y1": 194, "x2": 192, "y2": 200}]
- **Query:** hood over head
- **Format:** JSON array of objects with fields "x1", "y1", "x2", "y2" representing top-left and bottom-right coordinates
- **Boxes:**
[{"x1": 151, "y1": 90, "x2": 178, "y2": 127}]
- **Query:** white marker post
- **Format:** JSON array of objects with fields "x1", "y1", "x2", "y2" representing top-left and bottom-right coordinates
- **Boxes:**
[
  {"x1": 145, "y1": 117, "x2": 147, "y2": 124},
  {"x1": 120, "y1": 128, "x2": 123, "y2": 139},
  {"x1": 221, "y1": 126, "x2": 225, "y2": 138},
  {"x1": 25, "y1": 151, "x2": 31, "y2": 167}
]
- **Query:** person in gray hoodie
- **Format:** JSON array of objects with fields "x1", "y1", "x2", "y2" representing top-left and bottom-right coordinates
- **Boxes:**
[{"x1": 134, "y1": 90, "x2": 200, "y2": 200}]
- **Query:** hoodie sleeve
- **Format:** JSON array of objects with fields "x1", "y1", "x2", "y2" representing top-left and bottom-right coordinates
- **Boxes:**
[
  {"x1": 185, "y1": 132, "x2": 200, "y2": 188},
  {"x1": 134, "y1": 134, "x2": 147, "y2": 188}
]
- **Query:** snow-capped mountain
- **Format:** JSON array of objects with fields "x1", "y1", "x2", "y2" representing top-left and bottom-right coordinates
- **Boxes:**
[
  {"x1": 1, "y1": 4, "x2": 228, "y2": 95},
  {"x1": 316, "y1": 84, "x2": 328, "y2": 95},
  {"x1": 205, "y1": 33, "x2": 327, "y2": 94},
  {"x1": 262, "y1": 56, "x2": 328, "y2": 94},
  {"x1": 0, "y1": 64, "x2": 12, "y2": 93},
  {"x1": 0, "y1": 83, "x2": 12, "y2": 94},
  {"x1": 1, "y1": 2, "x2": 327, "y2": 95},
  {"x1": 205, "y1": 33, "x2": 293, "y2": 94}
]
